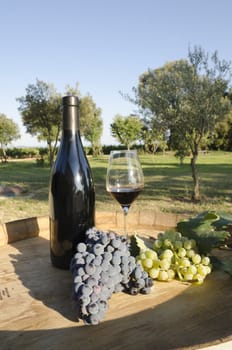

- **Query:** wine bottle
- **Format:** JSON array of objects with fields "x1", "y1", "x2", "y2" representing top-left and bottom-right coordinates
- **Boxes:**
[{"x1": 49, "y1": 95, "x2": 95, "y2": 269}]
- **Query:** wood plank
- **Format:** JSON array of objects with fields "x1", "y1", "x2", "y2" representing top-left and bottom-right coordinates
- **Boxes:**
[
  {"x1": 0, "y1": 211, "x2": 188, "y2": 247},
  {"x1": 1, "y1": 231, "x2": 232, "y2": 349}
]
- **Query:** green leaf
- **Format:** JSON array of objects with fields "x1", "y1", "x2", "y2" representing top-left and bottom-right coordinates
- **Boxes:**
[
  {"x1": 130, "y1": 234, "x2": 150, "y2": 257},
  {"x1": 177, "y1": 211, "x2": 231, "y2": 255}
]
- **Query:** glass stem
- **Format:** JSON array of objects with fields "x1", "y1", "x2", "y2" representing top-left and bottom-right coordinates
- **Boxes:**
[{"x1": 123, "y1": 206, "x2": 129, "y2": 235}]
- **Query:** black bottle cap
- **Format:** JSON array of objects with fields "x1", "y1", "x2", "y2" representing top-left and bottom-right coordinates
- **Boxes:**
[{"x1": 62, "y1": 95, "x2": 79, "y2": 106}]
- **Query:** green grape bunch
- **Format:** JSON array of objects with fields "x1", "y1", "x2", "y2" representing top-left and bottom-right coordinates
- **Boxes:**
[{"x1": 135, "y1": 231, "x2": 212, "y2": 284}]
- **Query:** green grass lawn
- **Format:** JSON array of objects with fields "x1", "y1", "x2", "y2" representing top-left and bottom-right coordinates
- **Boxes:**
[{"x1": 0, "y1": 151, "x2": 232, "y2": 223}]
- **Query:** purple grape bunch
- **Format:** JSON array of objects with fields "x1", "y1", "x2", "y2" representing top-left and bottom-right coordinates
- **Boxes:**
[{"x1": 70, "y1": 227, "x2": 154, "y2": 325}]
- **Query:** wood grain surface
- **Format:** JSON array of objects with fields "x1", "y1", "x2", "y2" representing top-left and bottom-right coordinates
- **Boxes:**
[{"x1": 1, "y1": 227, "x2": 232, "y2": 350}]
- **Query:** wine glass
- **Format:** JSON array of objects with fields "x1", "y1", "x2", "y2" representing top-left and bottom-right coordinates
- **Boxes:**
[{"x1": 106, "y1": 150, "x2": 144, "y2": 234}]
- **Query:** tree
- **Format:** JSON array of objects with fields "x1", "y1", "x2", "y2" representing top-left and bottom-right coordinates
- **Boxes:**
[
  {"x1": 17, "y1": 79, "x2": 61, "y2": 166},
  {"x1": 210, "y1": 110, "x2": 232, "y2": 150},
  {"x1": 132, "y1": 46, "x2": 231, "y2": 200},
  {"x1": 111, "y1": 114, "x2": 143, "y2": 149},
  {"x1": 0, "y1": 114, "x2": 20, "y2": 162},
  {"x1": 141, "y1": 117, "x2": 168, "y2": 154},
  {"x1": 170, "y1": 127, "x2": 190, "y2": 165},
  {"x1": 65, "y1": 85, "x2": 103, "y2": 156},
  {"x1": 79, "y1": 95, "x2": 103, "y2": 156}
]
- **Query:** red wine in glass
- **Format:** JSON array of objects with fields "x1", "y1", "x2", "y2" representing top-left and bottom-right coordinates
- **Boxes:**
[{"x1": 109, "y1": 187, "x2": 142, "y2": 210}]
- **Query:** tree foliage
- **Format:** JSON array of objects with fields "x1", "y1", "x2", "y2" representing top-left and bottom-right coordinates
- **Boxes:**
[
  {"x1": 79, "y1": 95, "x2": 103, "y2": 156},
  {"x1": 17, "y1": 80, "x2": 103, "y2": 163},
  {"x1": 64, "y1": 84, "x2": 103, "y2": 156},
  {"x1": 211, "y1": 110, "x2": 232, "y2": 150},
  {"x1": 132, "y1": 46, "x2": 231, "y2": 200},
  {"x1": 17, "y1": 79, "x2": 61, "y2": 166},
  {"x1": 110, "y1": 114, "x2": 143, "y2": 149},
  {"x1": 0, "y1": 114, "x2": 20, "y2": 162}
]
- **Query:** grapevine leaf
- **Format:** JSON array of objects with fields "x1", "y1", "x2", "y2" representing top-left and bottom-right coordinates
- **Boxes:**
[
  {"x1": 177, "y1": 211, "x2": 231, "y2": 255},
  {"x1": 130, "y1": 234, "x2": 149, "y2": 257}
]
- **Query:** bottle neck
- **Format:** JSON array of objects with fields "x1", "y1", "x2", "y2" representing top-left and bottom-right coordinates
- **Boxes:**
[{"x1": 62, "y1": 105, "x2": 80, "y2": 131}]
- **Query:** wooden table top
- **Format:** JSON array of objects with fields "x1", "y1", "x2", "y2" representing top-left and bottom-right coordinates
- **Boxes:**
[{"x1": 1, "y1": 229, "x2": 232, "y2": 350}]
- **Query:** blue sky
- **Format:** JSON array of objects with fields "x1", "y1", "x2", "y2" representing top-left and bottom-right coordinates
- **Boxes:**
[{"x1": 0, "y1": 0, "x2": 232, "y2": 147}]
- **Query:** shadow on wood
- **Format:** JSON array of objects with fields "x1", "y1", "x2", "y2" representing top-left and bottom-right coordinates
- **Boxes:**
[{"x1": 1, "y1": 232, "x2": 232, "y2": 349}]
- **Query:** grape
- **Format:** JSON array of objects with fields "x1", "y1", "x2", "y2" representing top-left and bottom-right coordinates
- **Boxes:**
[
  {"x1": 180, "y1": 257, "x2": 191, "y2": 268},
  {"x1": 158, "y1": 270, "x2": 169, "y2": 281},
  {"x1": 93, "y1": 285, "x2": 101, "y2": 295},
  {"x1": 163, "y1": 238, "x2": 172, "y2": 248},
  {"x1": 205, "y1": 265, "x2": 212, "y2": 274},
  {"x1": 149, "y1": 268, "x2": 159, "y2": 279},
  {"x1": 177, "y1": 247, "x2": 187, "y2": 258},
  {"x1": 160, "y1": 249, "x2": 173, "y2": 260},
  {"x1": 75, "y1": 257, "x2": 85, "y2": 265},
  {"x1": 153, "y1": 239, "x2": 163, "y2": 249},
  {"x1": 192, "y1": 254, "x2": 201, "y2": 265},
  {"x1": 93, "y1": 255, "x2": 103, "y2": 266},
  {"x1": 74, "y1": 275, "x2": 82, "y2": 283},
  {"x1": 193, "y1": 273, "x2": 204, "y2": 284},
  {"x1": 87, "y1": 303, "x2": 99, "y2": 315},
  {"x1": 197, "y1": 264, "x2": 208, "y2": 277},
  {"x1": 76, "y1": 266, "x2": 85, "y2": 276},
  {"x1": 186, "y1": 249, "x2": 195, "y2": 259},
  {"x1": 201, "y1": 256, "x2": 210, "y2": 266},
  {"x1": 103, "y1": 251, "x2": 112, "y2": 261},
  {"x1": 74, "y1": 282, "x2": 83, "y2": 293},
  {"x1": 174, "y1": 240, "x2": 183, "y2": 249},
  {"x1": 167, "y1": 269, "x2": 175, "y2": 280},
  {"x1": 183, "y1": 240, "x2": 193, "y2": 250},
  {"x1": 85, "y1": 253, "x2": 95, "y2": 264},
  {"x1": 100, "y1": 232, "x2": 109, "y2": 246},
  {"x1": 70, "y1": 227, "x2": 154, "y2": 325},
  {"x1": 140, "y1": 287, "x2": 151, "y2": 294},
  {"x1": 86, "y1": 276, "x2": 97, "y2": 287},
  {"x1": 187, "y1": 265, "x2": 197, "y2": 275},
  {"x1": 139, "y1": 230, "x2": 212, "y2": 284},
  {"x1": 76, "y1": 242, "x2": 87, "y2": 253},
  {"x1": 108, "y1": 231, "x2": 116, "y2": 240},
  {"x1": 159, "y1": 258, "x2": 171, "y2": 270},
  {"x1": 85, "y1": 314, "x2": 100, "y2": 325},
  {"x1": 152, "y1": 259, "x2": 160, "y2": 269},
  {"x1": 74, "y1": 252, "x2": 84, "y2": 260},
  {"x1": 79, "y1": 295, "x2": 91, "y2": 305},
  {"x1": 106, "y1": 245, "x2": 114, "y2": 253},
  {"x1": 111, "y1": 238, "x2": 121, "y2": 249},
  {"x1": 112, "y1": 255, "x2": 121, "y2": 266},
  {"x1": 129, "y1": 287, "x2": 139, "y2": 295},
  {"x1": 80, "y1": 284, "x2": 92, "y2": 296},
  {"x1": 101, "y1": 260, "x2": 109, "y2": 272},
  {"x1": 92, "y1": 243, "x2": 104, "y2": 256},
  {"x1": 134, "y1": 278, "x2": 145, "y2": 289},
  {"x1": 142, "y1": 258, "x2": 153, "y2": 269},
  {"x1": 133, "y1": 266, "x2": 143, "y2": 279},
  {"x1": 85, "y1": 263, "x2": 96, "y2": 275},
  {"x1": 145, "y1": 249, "x2": 158, "y2": 260},
  {"x1": 183, "y1": 273, "x2": 193, "y2": 281}
]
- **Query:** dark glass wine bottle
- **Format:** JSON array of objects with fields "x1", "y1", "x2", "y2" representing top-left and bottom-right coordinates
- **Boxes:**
[{"x1": 49, "y1": 95, "x2": 95, "y2": 269}]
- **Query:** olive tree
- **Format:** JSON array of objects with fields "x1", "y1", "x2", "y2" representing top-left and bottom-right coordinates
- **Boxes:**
[
  {"x1": 132, "y1": 46, "x2": 231, "y2": 200},
  {"x1": 17, "y1": 79, "x2": 61, "y2": 166},
  {"x1": 110, "y1": 114, "x2": 143, "y2": 149},
  {"x1": 0, "y1": 114, "x2": 20, "y2": 162}
]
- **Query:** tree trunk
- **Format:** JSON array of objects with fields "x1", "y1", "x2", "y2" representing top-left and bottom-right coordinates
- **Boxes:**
[
  {"x1": 190, "y1": 152, "x2": 201, "y2": 201},
  {"x1": 0, "y1": 145, "x2": 8, "y2": 163},
  {"x1": 47, "y1": 140, "x2": 53, "y2": 168}
]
